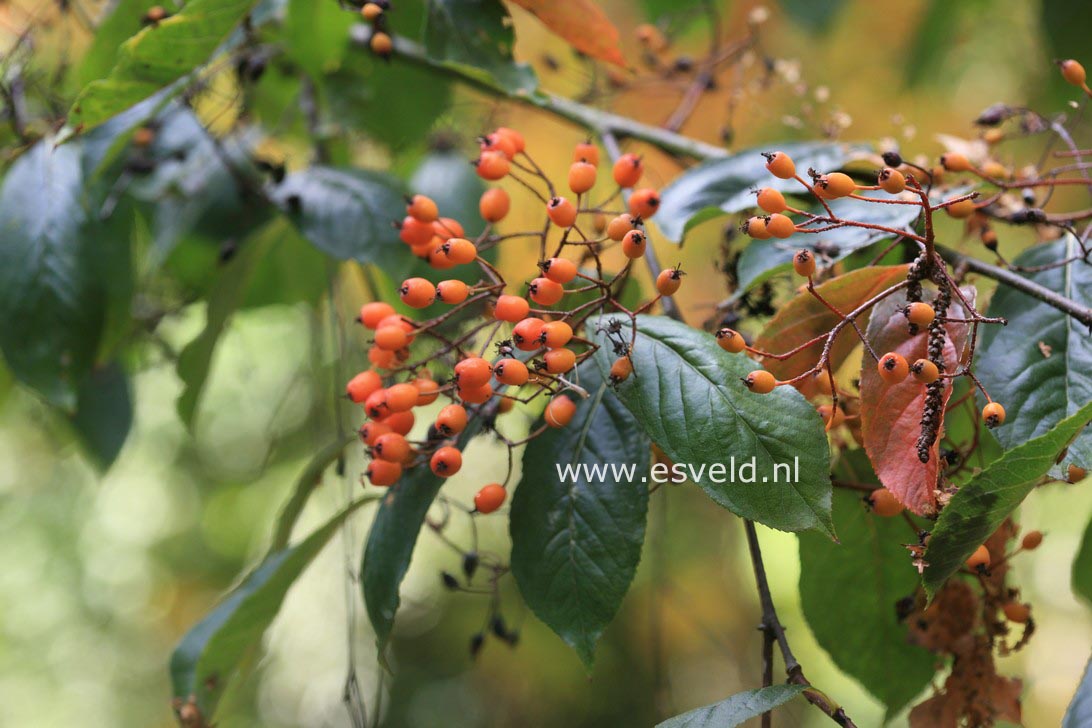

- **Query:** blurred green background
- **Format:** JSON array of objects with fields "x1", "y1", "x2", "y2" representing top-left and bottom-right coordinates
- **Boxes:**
[{"x1": 1, "y1": 0, "x2": 1090, "y2": 726}]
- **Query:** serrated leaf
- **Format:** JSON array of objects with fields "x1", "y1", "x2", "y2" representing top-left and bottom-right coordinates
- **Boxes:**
[
  {"x1": 1065, "y1": 654, "x2": 1092, "y2": 728},
  {"x1": 362, "y1": 412, "x2": 488, "y2": 650},
  {"x1": 508, "y1": 0, "x2": 626, "y2": 66},
  {"x1": 71, "y1": 362, "x2": 133, "y2": 469},
  {"x1": 1074, "y1": 517, "x2": 1092, "y2": 606},
  {"x1": 922, "y1": 400, "x2": 1092, "y2": 597},
  {"x1": 736, "y1": 192, "x2": 921, "y2": 293},
  {"x1": 170, "y1": 496, "x2": 374, "y2": 719},
  {"x1": 510, "y1": 362, "x2": 649, "y2": 666},
  {"x1": 976, "y1": 237, "x2": 1092, "y2": 469},
  {"x1": 0, "y1": 141, "x2": 129, "y2": 410},
  {"x1": 656, "y1": 685, "x2": 807, "y2": 728},
  {"x1": 655, "y1": 141, "x2": 867, "y2": 242},
  {"x1": 799, "y1": 457, "x2": 936, "y2": 714},
  {"x1": 67, "y1": 0, "x2": 260, "y2": 134},
  {"x1": 423, "y1": 0, "x2": 538, "y2": 95},
  {"x1": 859, "y1": 288, "x2": 974, "y2": 515},
  {"x1": 755, "y1": 265, "x2": 909, "y2": 398},
  {"x1": 592, "y1": 315, "x2": 834, "y2": 535}
]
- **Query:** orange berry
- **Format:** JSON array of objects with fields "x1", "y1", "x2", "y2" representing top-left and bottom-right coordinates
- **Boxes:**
[
  {"x1": 573, "y1": 141, "x2": 600, "y2": 166},
  {"x1": 377, "y1": 314, "x2": 415, "y2": 335},
  {"x1": 494, "y1": 127, "x2": 525, "y2": 154},
  {"x1": 607, "y1": 213, "x2": 638, "y2": 241},
  {"x1": 399, "y1": 216, "x2": 435, "y2": 246},
  {"x1": 743, "y1": 370, "x2": 777, "y2": 394},
  {"x1": 400, "y1": 277, "x2": 436, "y2": 308},
  {"x1": 544, "y1": 347, "x2": 576, "y2": 374},
  {"x1": 742, "y1": 216, "x2": 771, "y2": 239},
  {"x1": 756, "y1": 187, "x2": 787, "y2": 214},
  {"x1": 443, "y1": 238, "x2": 478, "y2": 265},
  {"x1": 656, "y1": 267, "x2": 683, "y2": 296},
  {"x1": 628, "y1": 188, "x2": 660, "y2": 219},
  {"x1": 940, "y1": 152, "x2": 972, "y2": 173},
  {"x1": 368, "y1": 346, "x2": 397, "y2": 369},
  {"x1": 428, "y1": 244, "x2": 456, "y2": 270},
  {"x1": 568, "y1": 161, "x2": 597, "y2": 194},
  {"x1": 373, "y1": 432, "x2": 411, "y2": 463},
  {"x1": 430, "y1": 447, "x2": 463, "y2": 477},
  {"x1": 436, "y1": 279, "x2": 470, "y2": 304},
  {"x1": 1002, "y1": 602, "x2": 1031, "y2": 624},
  {"x1": 1021, "y1": 530, "x2": 1043, "y2": 550},
  {"x1": 1068, "y1": 464, "x2": 1088, "y2": 483},
  {"x1": 817, "y1": 404, "x2": 845, "y2": 428},
  {"x1": 609, "y1": 356, "x2": 633, "y2": 384},
  {"x1": 612, "y1": 153, "x2": 643, "y2": 188},
  {"x1": 513, "y1": 317, "x2": 547, "y2": 351},
  {"x1": 494, "y1": 294, "x2": 530, "y2": 322},
  {"x1": 346, "y1": 370, "x2": 383, "y2": 403},
  {"x1": 363, "y1": 389, "x2": 390, "y2": 420},
  {"x1": 370, "y1": 32, "x2": 392, "y2": 58},
  {"x1": 386, "y1": 383, "x2": 419, "y2": 412},
  {"x1": 792, "y1": 249, "x2": 816, "y2": 277},
  {"x1": 592, "y1": 212, "x2": 608, "y2": 234},
  {"x1": 544, "y1": 395, "x2": 577, "y2": 427},
  {"x1": 358, "y1": 421, "x2": 391, "y2": 446},
  {"x1": 406, "y1": 194, "x2": 438, "y2": 223},
  {"x1": 475, "y1": 151, "x2": 510, "y2": 180},
  {"x1": 480, "y1": 132, "x2": 517, "y2": 160},
  {"x1": 382, "y1": 410, "x2": 415, "y2": 436},
  {"x1": 542, "y1": 257, "x2": 578, "y2": 284},
  {"x1": 359, "y1": 302, "x2": 395, "y2": 329},
  {"x1": 529, "y1": 277, "x2": 565, "y2": 306},
  {"x1": 817, "y1": 172, "x2": 856, "y2": 198},
  {"x1": 621, "y1": 229, "x2": 647, "y2": 258},
  {"x1": 458, "y1": 382, "x2": 493, "y2": 404},
  {"x1": 433, "y1": 217, "x2": 464, "y2": 241},
  {"x1": 983, "y1": 402, "x2": 1006, "y2": 428},
  {"x1": 362, "y1": 3, "x2": 384, "y2": 21},
  {"x1": 414, "y1": 377, "x2": 440, "y2": 405},
  {"x1": 479, "y1": 187, "x2": 510, "y2": 222},
  {"x1": 542, "y1": 321, "x2": 573, "y2": 348},
  {"x1": 766, "y1": 213, "x2": 795, "y2": 239},
  {"x1": 878, "y1": 352, "x2": 909, "y2": 384},
  {"x1": 365, "y1": 458, "x2": 402, "y2": 487},
  {"x1": 946, "y1": 198, "x2": 976, "y2": 218},
  {"x1": 869, "y1": 488, "x2": 905, "y2": 517},
  {"x1": 763, "y1": 151, "x2": 796, "y2": 179},
  {"x1": 474, "y1": 483, "x2": 507, "y2": 513},
  {"x1": 965, "y1": 544, "x2": 991, "y2": 570},
  {"x1": 878, "y1": 167, "x2": 906, "y2": 193},
  {"x1": 494, "y1": 358, "x2": 529, "y2": 386},
  {"x1": 547, "y1": 196, "x2": 577, "y2": 227},
  {"x1": 715, "y1": 328, "x2": 746, "y2": 353},
  {"x1": 1060, "y1": 59, "x2": 1087, "y2": 87},
  {"x1": 455, "y1": 357, "x2": 492, "y2": 388},
  {"x1": 374, "y1": 325, "x2": 409, "y2": 351},
  {"x1": 436, "y1": 404, "x2": 468, "y2": 435},
  {"x1": 498, "y1": 397, "x2": 515, "y2": 414},
  {"x1": 911, "y1": 358, "x2": 940, "y2": 384},
  {"x1": 906, "y1": 301, "x2": 936, "y2": 327}
]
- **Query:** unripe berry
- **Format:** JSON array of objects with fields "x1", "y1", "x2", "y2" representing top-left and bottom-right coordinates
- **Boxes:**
[
  {"x1": 1059, "y1": 59, "x2": 1087, "y2": 87},
  {"x1": 621, "y1": 229, "x2": 647, "y2": 258},
  {"x1": 547, "y1": 196, "x2": 577, "y2": 227},
  {"x1": 878, "y1": 167, "x2": 905, "y2": 193},
  {"x1": 628, "y1": 188, "x2": 660, "y2": 219},
  {"x1": 756, "y1": 187, "x2": 787, "y2": 214},
  {"x1": 544, "y1": 347, "x2": 576, "y2": 373},
  {"x1": 1021, "y1": 530, "x2": 1043, "y2": 550},
  {"x1": 400, "y1": 277, "x2": 436, "y2": 308},
  {"x1": 911, "y1": 358, "x2": 940, "y2": 384},
  {"x1": 568, "y1": 161, "x2": 597, "y2": 194},
  {"x1": 715, "y1": 328, "x2": 745, "y2": 353},
  {"x1": 792, "y1": 249, "x2": 816, "y2": 277},
  {"x1": 474, "y1": 483, "x2": 507, "y2": 513},
  {"x1": 436, "y1": 404, "x2": 468, "y2": 435},
  {"x1": 431, "y1": 446, "x2": 463, "y2": 477},
  {"x1": 940, "y1": 152, "x2": 972, "y2": 172},
  {"x1": 359, "y1": 302, "x2": 396, "y2": 329},
  {"x1": 436, "y1": 279, "x2": 470, "y2": 304},
  {"x1": 479, "y1": 187, "x2": 510, "y2": 222},
  {"x1": 656, "y1": 267, "x2": 683, "y2": 296},
  {"x1": 742, "y1": 370, "x2": 777, "y2": 394},
  {"x1": 366, "y1": 459, "x2": 402, "y2": 487},
  {"x1": 607, "y1": 213, "x2": 638, "y2": 241},
  {"x1": 455, "y1": 357, "x2": 492, "y2": 388},
  {"x1": 542, "y1": 257, "x2": 578, "y2": 284},
  {"x1": 542, "y1": 321, "x2": 573, "y2": 348},
  {"x1": 529, "y1": 277, "x2": 565, "y2": 306},
  {"x1": 742, "y1": 216, "x2": 771, "y2": 239},
  {"x1": 765, "y1": 213, "x2": 795, "y2": 239},
  {"x1": 544, "y1": 395, "x2": 577, "y2": 427},
  {"x1": 869, "y1": 488, "x2": 905, "y2": 517},
  {"x1": 475, "y1": 151, "x2": 510, "y2": 180},
  {"x1": 406, "y1": 194, "x2": 439, "y2": 223},
  {"x1": 965, "y1": 544, "x2": 991, "y2": 571},
  {"x1": 906, "y1": 301, "x2": 936, "y2": 327},
  {"x1": 494, "y1": 294, "x2": 530, "y2": 322},
  {"x1": 878, "y1": 352, "x2": 909, "y2": 384},
  {"x1": 513, "y1": 317, "x2": 547, "y2": 350},
  {"x1": 609, "y1": 356, "x2": 633, "y2": 384},
  {"x1": 763, "y1": 151, "x2": 795, "y2": 179},
  {"x1": 612, "y1": 153, "x2": 643, "y2": 188},
  {"x1": 983, "y1": 402, "x2": 1006, "y2": 428},
  {"x1": 494, "y1": 358, "x2": 530, "y2": 386},
  {"x1": 573, "y1": 141, "x2": 600, "y2": 166}
]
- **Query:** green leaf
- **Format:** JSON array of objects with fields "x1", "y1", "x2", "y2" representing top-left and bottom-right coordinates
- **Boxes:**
[
  {"x1": 67, "y1": 0, "x2": 260, "y2": 134},
  {"x1": 170, "y1": 496, "x2": 375, "y2": 718},
  {"x1": 656, "y1": 685, "x2": 808, "y2": 728},
  {"x1": 592, "y1": 315, "x2": 834, "y2": 535},
  {"x1": 269, "y1": 433, "x2": 356, "y2": 553},
  {"x1": 176, "y1": 226, "x2": 278, "y2": 428},
  {"x1": 362, "y1": 411, "x2": 489, "y2": 651},
  {"x1": 922, "y1": 400, "x2": 1092, "y2": 597},
  {"x1": 423, "y1": 0, "x2": 538, "y2": 95},
  {"x1": 976, "y1": 238, "x2": 1092, "y2": 469},
  {"x1": 1065, "y1": 654, "x2": 1092, "y2": 728},
  {"x1": 284, "y1": 0, "x2": 353, "y2": 77},
  {"x1": 799, "y1": 457, "x2": 935, "y2": 714},
  {"x1": 1075, "y1": 517, "x2": 1092, "y2": 606},
  {"x1": 736, "y1": 192, "x2": 921, "y2": 293},
  {"x1": 777, "y1": 0, "x2": 847, "y2": 33},
  {"x1": 71, "y1": 362, "x2": 133, "y2": 469},
  {"x1": 510, "y1": 362, "x2": 650, "y2": 666},
  {"x1": 74, "y1": 0, "x2": 164, "y2": 88},
  {"x1": 271, "y1": 166, "x2": 409, "y2": 272},
  {"x1": 655, "y1": 141, "x2": 867, "y2": 242},
  {"x1": 0, "y1": 141, "x2": 130, "y2": 410}
]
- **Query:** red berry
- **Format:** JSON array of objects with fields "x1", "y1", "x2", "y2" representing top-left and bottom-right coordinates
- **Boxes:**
[
  {"x1": 458, "y1": 382, "x2": 493, "y2": 404},
  {"x1": 346, "y1": 370, "x2": 383, "y2": 403},
  {"x1": 494, "y1": 358, "x2": 530, "y2": 386},
  {"x1": 513, "y1": 317, "x2": 547, "y2": 351},
  {"x1": 436, "y1": 404, "x2": 468, "y2": 435},
  {"x1": 366, "y1": 459, "x2": 402, "y2": 487},
  {"x1": 430, "y1": 446, "x2": 463, "y2": 477},
  {"x1": 455, "y1": 357, "x2": 492, "y2": 388},
  {"x1": 382, "y1": 410, "x2": 415, "y2": 436},
  {"x1": 474, "y1": 483, "x2": 507, "y2": 513},
  {"x1": 386, "y1": 382, "x2": 419, "y2": 412},
  {"x1": 373, "y1": 432, "x2": 411, "y2": 463}
]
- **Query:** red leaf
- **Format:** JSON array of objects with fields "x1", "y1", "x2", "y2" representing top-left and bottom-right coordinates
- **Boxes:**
[
  {"x1": 507, "y1": 0, "x2": 627, "y2": 67},
  {"x1": 755, "y1": 265, "x2": 910, "y2": 398},
  {"x1": 859, "y1": 287, "x2": 975, "y2": 515}
]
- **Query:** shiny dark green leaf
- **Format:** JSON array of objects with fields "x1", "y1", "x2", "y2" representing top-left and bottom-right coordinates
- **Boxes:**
[
  {"x1": 71, "y1": 361, "x2": 133, "y2": 468},
  {"x1": 511, "y1": 362, "x2": 650, "y2": 666},
  {"x1": 423, "y1": 0, "x2": 538, "y2": 95}
]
